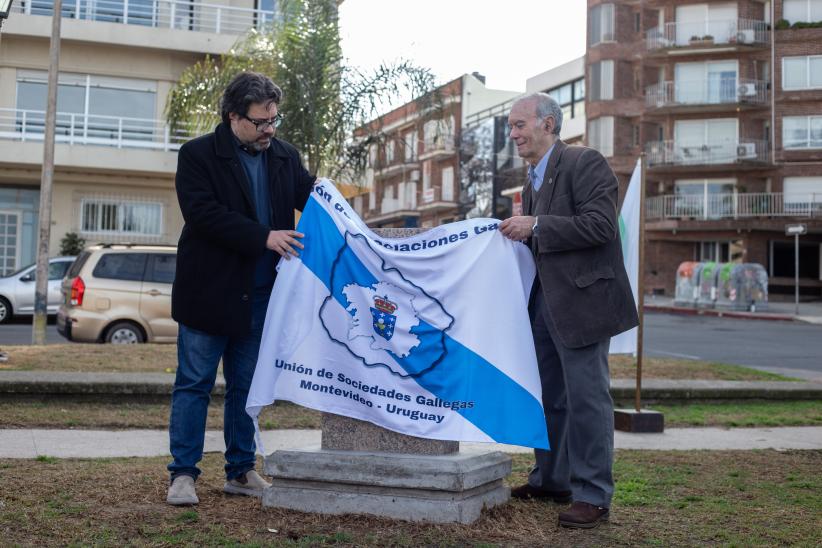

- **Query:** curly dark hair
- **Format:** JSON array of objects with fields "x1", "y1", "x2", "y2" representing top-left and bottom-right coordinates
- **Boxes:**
[{"x1": 220, "y1": 72, "x2": 282, "y2": 124}]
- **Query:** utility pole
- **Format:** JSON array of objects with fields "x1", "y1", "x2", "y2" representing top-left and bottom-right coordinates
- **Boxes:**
[{"x1": 32, "y1": 0, "x2": 62, "y2": 344}]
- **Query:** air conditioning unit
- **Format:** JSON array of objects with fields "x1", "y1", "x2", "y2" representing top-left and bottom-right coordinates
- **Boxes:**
[
  {"x1": 738, "y1": 83, "x2": 757, "y2": 98},
  {"x1": 737, "y1": 142, "x2": 757, "y2": 159},
  {"x1": 735, "y1": 29, "x2": 755, "y2": 44}
]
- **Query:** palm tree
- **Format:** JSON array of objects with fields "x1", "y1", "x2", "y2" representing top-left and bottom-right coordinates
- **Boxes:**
[{"x1": 165, "y1": 0, "x2": 437, "y2": 181}]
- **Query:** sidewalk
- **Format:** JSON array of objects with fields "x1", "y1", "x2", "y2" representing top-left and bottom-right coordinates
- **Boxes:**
[
  {"x1": 645, "y1": 295, "x2": 822, "y2": 325},
  {"x1": 2, "y1": 426, "x2": 821, "y2": 459}
]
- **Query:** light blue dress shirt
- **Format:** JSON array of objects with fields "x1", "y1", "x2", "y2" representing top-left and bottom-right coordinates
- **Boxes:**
[{"x1": 528, "y1": 144, "x2": 555, "y2": 192}]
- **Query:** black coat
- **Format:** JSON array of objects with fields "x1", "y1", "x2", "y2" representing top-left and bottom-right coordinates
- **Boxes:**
[
  {"x1": 524, "y1": 140, "x2": 639, "y2": 348},
  {"x1": 172, "y1": 123, "x2": 315, "y2": 336}
]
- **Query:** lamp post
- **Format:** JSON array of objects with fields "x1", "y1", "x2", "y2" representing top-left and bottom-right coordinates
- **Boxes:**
[{"x1": 0, "y1": 0, "x2": 15, "y2": 33}]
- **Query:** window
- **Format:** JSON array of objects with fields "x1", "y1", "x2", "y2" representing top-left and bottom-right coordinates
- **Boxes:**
[
  {"x1": 28, "y1": 0, "x2": 155, "y2": 25},
  {"x1": 674, "y1": 118, "x2": 738, "y2": 163},
  {"x1": 783, "y1": 116, "x2": 822, "y2": 149},
  {"x1": 547, "y1": 77, "x2": 585, "y2": 119},
  {"x1": 589, "y1": 3, "x2": 615, "y2": 45},
  {"x1": 423, "y1": 116, "x2": 454, "y2": 153},
  {"x1": 783, "y1": 177, "x2": 822, "y2": 208},
  {"x1": 634, "y1": 11, "x2": 642, "y2": 32},
  {"x1": 146, "y1": 254, "x2": 176, "y2": 284},
  {"x1": 675, "y1": 3, "x2": 738, "y2": 46},
  {"x1": 92, "y1": 253, "x2": 147, "y2": 282},
  {"x1": 783, "y1": 0, "x2": 822, "y2": 23},
  {"x1": 675, "y1": 178, "x2": 736, "y2": 217},
  {"x1": 782, "y1": 56, "x2": 822, "y2": 90},
  {"x1": 632, "y1": 125, "x2": 641, "y2": 147},
  {"x1": 441, "y1": 166, "x2": 454, "y2": 201},
  {"x1": 675, "y1": 61, "x2": 738, "y2": 104},
  {"x1": 403, "y1": 130, "x2": 417, "y2": 162},
  {"x1": 16, "y1": 71, "x2": 157, "y2": 142},
  {"x1": 589, "y1": 60, "x2": 614, "y2": 101},
  {"x1": 384, "y1": 140, "x2": 395, "y2": 165},
  {"x1": 49, "y1": 261, "x2": 72, "y2": 280},
  {"x1": 81, "y1": 199, "x2": 163, "y2": 236},
  {"x1": 587, "y1": 117, "x2": 614, "y2": 157},
  {"x1": 697, "y1": 242, "x2": 731, "y2": 262}
]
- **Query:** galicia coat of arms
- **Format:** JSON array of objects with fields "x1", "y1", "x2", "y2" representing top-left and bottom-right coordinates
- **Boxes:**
[{"x1": 370, "y1": 295, "x2": 397, "y2": 341}]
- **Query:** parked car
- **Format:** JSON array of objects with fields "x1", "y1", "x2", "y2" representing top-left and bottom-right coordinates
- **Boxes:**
[
  {"x1": 57, "y1": 244, "x2": 177, "y2": 344},
  {"x1": 0, "y1": 257, "x2": 77, "y2": 323}
]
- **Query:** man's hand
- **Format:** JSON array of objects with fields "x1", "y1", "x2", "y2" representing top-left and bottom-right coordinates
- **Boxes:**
[
  {"x1": 266, "y1": 230, "x2": 304, "y2": 260},
  {"x1": 500, "y1": 216, "x2": 536, "y2": 242}
]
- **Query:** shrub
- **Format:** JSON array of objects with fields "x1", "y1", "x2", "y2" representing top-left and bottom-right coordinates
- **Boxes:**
[{"x1": 59, "y1": 232, "x2": 86, "y2": 256}]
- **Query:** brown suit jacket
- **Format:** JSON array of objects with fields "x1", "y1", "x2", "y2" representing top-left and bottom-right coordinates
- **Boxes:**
[{"x1": 524, "y1": 140, "x2": 638, "y2": 348}]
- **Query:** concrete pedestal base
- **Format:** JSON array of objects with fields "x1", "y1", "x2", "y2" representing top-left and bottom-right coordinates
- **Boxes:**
[{"x1": 262, "y1": 445, "x2": 511, "y2": 524}]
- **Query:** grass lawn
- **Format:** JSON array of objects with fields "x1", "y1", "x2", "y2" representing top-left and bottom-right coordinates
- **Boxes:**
[
  {"x1": 0, "y1": 344, "x2": 796, "y2": 381},
  {"x1": 0, "y1": 450, "x2": 819, "y2": 546},
  {"x1": 1, "y1": 399, "x2": 820, "y2": 430}
]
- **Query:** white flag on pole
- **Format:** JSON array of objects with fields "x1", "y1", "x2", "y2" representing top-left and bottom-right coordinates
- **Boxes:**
[{"x1": 610, "y1": 158, "x2": 641, "y2": 355}]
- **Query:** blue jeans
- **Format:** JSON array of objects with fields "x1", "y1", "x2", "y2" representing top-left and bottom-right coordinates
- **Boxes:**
[{"x1": 168, "y1": 296, "x2": 268, "y2": 481}]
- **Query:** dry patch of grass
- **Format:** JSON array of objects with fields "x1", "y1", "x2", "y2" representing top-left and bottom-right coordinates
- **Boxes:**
[
  {"x1": 0, "y1": 400, "x2": 321, "y2": 430},
  {"x1": 0, "y1": 344, "x2": 794, "y2": 380},
  {"x1": 609, "y1": 354, "x2": 795, "y2": 381},
  {"x1": 0, "y1": 344, "x2": 177, "y2": 373},
  {"x1": 0, "y1": 451, "x2": 818, "y2": 546}
]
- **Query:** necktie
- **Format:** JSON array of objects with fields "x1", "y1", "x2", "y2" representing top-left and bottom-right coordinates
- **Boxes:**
[{"x1": 530, "y1": 166, "x2": 542, "y2": 192}]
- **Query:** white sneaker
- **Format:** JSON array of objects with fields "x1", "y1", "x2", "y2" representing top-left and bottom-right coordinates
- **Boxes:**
[
  {"x1": 223, "y1": 470, "x2": 271, "y2": 497},
  {"x1": 166, "y1": 475, "x2": 199, "y2": 506}
]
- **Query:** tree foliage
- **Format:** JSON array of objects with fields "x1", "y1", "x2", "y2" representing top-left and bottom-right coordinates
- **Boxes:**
[{"x1": 165, "y1": 0, "x2": 437, "y2": 180}]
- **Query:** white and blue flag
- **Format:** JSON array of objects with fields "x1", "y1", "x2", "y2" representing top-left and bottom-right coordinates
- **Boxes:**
[{"x1": 246, "y1": 180, "x2": 549, "y2": 449}]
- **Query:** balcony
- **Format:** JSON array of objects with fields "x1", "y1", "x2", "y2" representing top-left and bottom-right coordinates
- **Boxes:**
[
  {"x1": 646, "y1": 19, "x2": 769, "y2": 53},
  {"x1": 11, "y1": 0, "x2": 275, "y2": 35},
  {"x1": 645, "y1": 79, "x2": 768, "y2": 113},
  {"x1": 645, "y1": 139, "x2": 770, "y2": 170},
  {"x1": 0, "y1": 108, "x2": 189, "y2": 151},
  {"x1": 418, "y1": 137, "x2": 455, "y2": 161},
  {"x1": 646, "y1": 192, "x2": 822, "y2": 221},
  {"x1": 417, "y1": 186, "x2": 457, "y2": 213}
]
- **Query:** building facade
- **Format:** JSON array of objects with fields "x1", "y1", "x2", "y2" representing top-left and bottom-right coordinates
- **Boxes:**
[
  {"x1": 0, "y1": 0, "x2": 274, "y2": 274},
  {"x1": 351, "y1": 73, "x2": 520, "y2": 228},
  {"x1": 586, "y1": 0, "x2": 822, "y2": 298}
]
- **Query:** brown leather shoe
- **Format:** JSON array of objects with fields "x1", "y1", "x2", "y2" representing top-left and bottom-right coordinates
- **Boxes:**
[
  {"x1": 558, "y1": 501, "x2": 610, "y2": 529},
  {"x1": 510, "y1": 483, "x2": 572, "y2": 503}
]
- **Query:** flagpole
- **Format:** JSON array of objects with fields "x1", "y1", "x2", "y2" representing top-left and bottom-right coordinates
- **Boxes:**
[{"x1": 634, "y1": 154, "x2": 647, "y2": 413}]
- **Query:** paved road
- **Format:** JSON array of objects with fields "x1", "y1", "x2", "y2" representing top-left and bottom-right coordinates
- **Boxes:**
[
  {"x1": 0, "y1": 319, "x2": 68, "y2": 345},
  {"x1": 644, "y1": 311, "x2": 822, "y2": 381},
  {"x1": 1, "y1": 313, "x2": 820, "y2": 381}
]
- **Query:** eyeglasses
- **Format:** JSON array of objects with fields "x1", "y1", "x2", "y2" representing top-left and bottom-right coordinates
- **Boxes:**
[{"x1": 243, "y1": 113, "x2": 284, "y2": 131}]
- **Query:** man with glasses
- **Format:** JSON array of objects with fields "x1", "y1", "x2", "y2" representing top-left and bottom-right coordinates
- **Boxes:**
[{"x1": 167, "y1": 71, "x2": 315, "y2": 505}]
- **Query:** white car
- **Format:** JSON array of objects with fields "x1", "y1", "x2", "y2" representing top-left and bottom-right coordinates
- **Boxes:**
[{"x1": 0, "y1": 257, "x2": 76, "y2": 323}]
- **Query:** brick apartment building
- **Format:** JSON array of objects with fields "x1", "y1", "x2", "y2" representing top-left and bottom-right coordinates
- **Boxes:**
[
  {"x1": 586, "y1": 0, "x2": 822, "y2": 298},
  {"x1": 351, "y1": 74, "x2": 519, "y2": 228}
]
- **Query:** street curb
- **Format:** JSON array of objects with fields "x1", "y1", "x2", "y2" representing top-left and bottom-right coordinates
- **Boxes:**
[
  {"x1": 645, "y1": 304, "x2": 797, "y2": 322},
  {"x1": 0, "y1": 372, "x2": 820, "y2": 402}
]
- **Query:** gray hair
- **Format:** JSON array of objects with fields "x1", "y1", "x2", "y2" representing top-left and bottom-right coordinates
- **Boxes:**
[
  {"x1": 220, "y1": 72, "x2": 282, "y2": 124},
  {"x1": 519, "y1": 92, "x2": 562, "y2": 136}
]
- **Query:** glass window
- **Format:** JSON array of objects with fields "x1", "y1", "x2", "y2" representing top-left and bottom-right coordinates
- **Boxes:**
[
  {"x1": 146, "y1": 254, "x2": 176, "y2": 284},
  {"x1": 81, "y1": 199, "x2": 163, "y2": 236},
  {"x1": 92, "y1": 253, "x2": 147, "y2": 282},
  {"x1": 49, "y1": 260, "x2": 72, "y2": 280},
  {"x1": 811, "y1": 117, "x2": 822, "y2": 147},
  {"x1": 811, "y1": 57, "x2": 822, "y2": 88},
  {"x1": 783, "y1": 116, "x2": 808, "y2": 148},
  {"x1": 589, "y1": 62, "x2": 613, "y2": 101},
  {"x1": 784, "y1": 0, "x2": 822, "y2": 23},
  {"x1": 589, "y1": 3, "x2": 615, "y2": 45},
  {"x1": 67, "y1": 252, "x2": 90, "y2": 278},
  {"x1": 587, "y1": 117, "x2": 614, "y2": 157},
  {"x1": 783, "y1": 57, "x2": 806, "y2": 89}
]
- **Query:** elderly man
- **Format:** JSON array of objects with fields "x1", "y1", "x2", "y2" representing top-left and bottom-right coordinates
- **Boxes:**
[
  {"x1": 500, "y1": 93, "x2": 638, "y2": 528},
  {"x1": 167, "y1": 72, "x2": 315, "y2": 505}
]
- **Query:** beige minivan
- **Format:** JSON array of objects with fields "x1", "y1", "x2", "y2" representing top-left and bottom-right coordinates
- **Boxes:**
[{"x1": 57, "y1": 244, "x2": 177, "y2": 344}]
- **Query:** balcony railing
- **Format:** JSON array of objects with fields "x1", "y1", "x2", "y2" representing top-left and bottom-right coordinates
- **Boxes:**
[
  {"x1": 646, "y1": 18, "x2": 769, "y2": 50},
  {"x1": 0, "y1": 108, "x2": 189, "y2": 151},
  {"x1": 645, "y1": 139, "x2": 769, "y2": 167},
  {"x1": 13, "y1": 0, "x2": 275, "y2": 34},
  {"x1": 645, "y1": 79, "x2": 768, "y2": 109},
  {"x1": 646, "y1": 192, "x2": 822, "y2": 221}
]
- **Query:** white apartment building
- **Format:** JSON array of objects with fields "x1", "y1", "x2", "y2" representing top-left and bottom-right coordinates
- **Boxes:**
[{"x1": 0, "y1": 0, "x2": 274, "y2": 273}]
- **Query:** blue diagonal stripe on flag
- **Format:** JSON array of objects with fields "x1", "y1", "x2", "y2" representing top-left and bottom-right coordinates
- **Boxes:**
[{"x1": 298, "y1": 197, "x2": 549, "y2": 449}]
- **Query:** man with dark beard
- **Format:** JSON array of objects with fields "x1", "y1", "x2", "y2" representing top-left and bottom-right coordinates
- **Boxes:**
[{"x1": 167, "y1": 72, "x2": 315, "y2": 505}]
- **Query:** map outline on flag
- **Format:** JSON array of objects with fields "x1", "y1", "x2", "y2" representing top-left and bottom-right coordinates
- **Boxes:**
[{"x1": 318, "y1": 230, "x2": 455, "y2": 379}]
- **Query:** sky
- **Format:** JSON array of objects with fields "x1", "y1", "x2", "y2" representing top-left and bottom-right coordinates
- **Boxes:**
[{"x1": 338, "y1": 0, "x2": 587, "y2": 93}]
